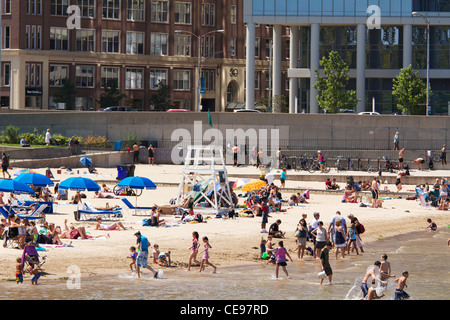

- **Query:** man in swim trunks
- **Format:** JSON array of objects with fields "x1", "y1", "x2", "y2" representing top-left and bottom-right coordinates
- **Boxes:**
[
  {"x1": 134, "y1": 231, "x2": 157, "y2": 278},
  {"x1": 394, "y1": 271, "x2": 410, "y2": 300},
  {"x1": 398, "y1": 148, "x2": 405, "y2": 170},
  {"x1": 371, "y1": 177, "x2": 380, "y2": 208},
  {"x1": 361, "y1": 261, "x2": 387, "y2": 299}
]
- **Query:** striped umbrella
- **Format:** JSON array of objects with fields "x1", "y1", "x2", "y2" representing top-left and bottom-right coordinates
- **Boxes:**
[
  {"x1": 232, "y1": 178, "x2": 251, "y2": 189},
  {"x1": 241, "y1": 179, "x2": 267, "y2": 192}
]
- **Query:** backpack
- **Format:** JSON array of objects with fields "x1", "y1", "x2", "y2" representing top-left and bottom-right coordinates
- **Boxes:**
[{"x1": 358, "y1": 224, "x2": 365, "y2": 234}]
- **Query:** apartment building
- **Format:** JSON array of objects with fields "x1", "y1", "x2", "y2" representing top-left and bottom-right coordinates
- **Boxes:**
[{"x1": 0, "y1": 0, "x2": 292, "y2": 111}]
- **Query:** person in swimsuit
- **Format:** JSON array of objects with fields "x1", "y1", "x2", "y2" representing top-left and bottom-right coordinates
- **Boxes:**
[
  {"x1": 15, "y1": 258, "x2": 24, "y2": 284},
  {"x1": 199, "y1": 236, "x2": 216, "y2": 273},
  {"x1": 398, "y1": 148, "x2": 405, "y2": 170},
  {"x1": 148, "y1": 144, "x2": 155, "y2": 165},
  {"x1": 371, "y1": 177, "x2": 380, "y2": 208},
  {"x1": 187, "y1": 231, "x2": 200, "y2": 271},
  {"x1": 361, "y1": 261, "x2": 387, "y2": 299},
  {"x1": 395, "y1": 172, "x2": 403, "y2": 192},
  {"x1": 274, "y1": 240, "x2": 292, "y2": 279},
  {"x1": 394, "y1": 271, "x2": 410, "y2": 300},
  {"x1": 380, "y1": 254, "x2": 395, "y2": 288},
  {"x1": 426, "y1": 218, "x2": 437, "y2": 231},
  {"x1": 95, "y1": 217, "x2": 127, "y2": 231}
]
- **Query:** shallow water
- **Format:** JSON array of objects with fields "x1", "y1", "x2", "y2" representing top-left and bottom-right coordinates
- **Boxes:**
[{"x1": 1, "y1": 229, "x2": 448, "y2": 300}]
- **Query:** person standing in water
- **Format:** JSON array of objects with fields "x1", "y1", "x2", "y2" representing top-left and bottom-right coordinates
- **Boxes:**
[{"x1": 394, "y1": 271, "x2": 410, "y2": 300}]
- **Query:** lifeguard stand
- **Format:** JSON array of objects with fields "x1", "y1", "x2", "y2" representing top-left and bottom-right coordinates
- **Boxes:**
[{"x1": 176, "y1": 145, "x2": 233, "y2": 214}]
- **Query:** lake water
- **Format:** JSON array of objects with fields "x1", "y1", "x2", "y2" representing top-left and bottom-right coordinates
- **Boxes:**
[{"x1": 1, "y1": 229, "x2": 448, "y2": 301}]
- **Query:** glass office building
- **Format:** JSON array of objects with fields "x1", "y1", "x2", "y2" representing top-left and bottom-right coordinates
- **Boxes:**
[{"x1": 244, "y1": 0, "x2": 450, "y2": 114}]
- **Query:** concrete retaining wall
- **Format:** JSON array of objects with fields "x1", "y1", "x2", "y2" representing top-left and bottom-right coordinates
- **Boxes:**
[{"x1": 1, "y1": 111, "x2": 449, "y2": 152}]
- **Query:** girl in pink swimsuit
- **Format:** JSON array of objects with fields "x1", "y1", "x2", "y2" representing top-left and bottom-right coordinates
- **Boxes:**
[{"x1": 199, "y1": 236, "x2": 217, "y2": 273}]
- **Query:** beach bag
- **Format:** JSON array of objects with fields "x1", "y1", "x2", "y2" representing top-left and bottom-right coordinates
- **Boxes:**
[
  {"x1": 142, "y1": 219, "x2": 151, "y2": 226},
  {"x1": 194, "y1": 213, "x2": 203, "y2": 223},
  {"x1": 358, "y1": 224, "x2": 365, "y2": 234}
]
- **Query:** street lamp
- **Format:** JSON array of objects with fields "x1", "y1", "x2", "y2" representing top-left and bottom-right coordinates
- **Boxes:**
[
  {"x1": 175, "y1": 29, "x2": 225, "y2": 112},
  {"x1": 412, "y1": 11, "x2": 430, "y2": 116}
]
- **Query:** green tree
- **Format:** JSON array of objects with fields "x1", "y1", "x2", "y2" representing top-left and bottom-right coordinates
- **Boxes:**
[
  {"x1": 97, "y1": 80, "x2": 126, "y2": 109},
  {"x1": 52, "y1": 80, "x2": 77, "y2": 110},
  {"x1": 313, "y1": 51, "x2": 358, "y2": 113},
  {"x1": 149, "y1": 81, "x2": 171, "y2": 111},
  {"x1": 392, "y1": 65, "x2": 431, "y2": 115}
]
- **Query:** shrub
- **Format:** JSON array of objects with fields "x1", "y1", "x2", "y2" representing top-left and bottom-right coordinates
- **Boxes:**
[
  {"x1": 5, "y1": 125, "x2": 19, "y2": 144},
  {"x1": 83, "y1": 135, "x2": 110, "y2": 149}
]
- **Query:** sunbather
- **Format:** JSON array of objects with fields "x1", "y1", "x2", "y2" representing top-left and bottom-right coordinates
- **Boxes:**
[
  {"x1": 94, "y1": 202, "x2": 120, "y2": 211},
  {"x1": 60, "y1": 219, "x2": 109, "y2": 240},
  {"x1": 95, "y1": 217, "x2": 127, "y2": 231}
]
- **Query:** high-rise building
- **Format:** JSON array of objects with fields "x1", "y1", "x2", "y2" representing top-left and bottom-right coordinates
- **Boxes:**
[
  {"x1": 1, "y1": 0, "x2": 290, "y2": 112},
  {"x1": 244, "y1": 0, "x2": 450, "y2": 115}
]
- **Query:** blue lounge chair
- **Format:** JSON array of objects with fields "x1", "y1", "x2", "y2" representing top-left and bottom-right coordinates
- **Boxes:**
[
  {"x1": 0, "y1": 205, "x2": 46, "y2": 221},
  {"x1": 121, "y1": 198, "x2": 153, "y2": 216},
  {"x1": 76, "y1": 202, "x2": 122, "y2": 221}
]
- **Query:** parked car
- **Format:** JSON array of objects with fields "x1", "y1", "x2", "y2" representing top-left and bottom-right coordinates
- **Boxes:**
[
  {"x1": 101, "y1": 106, "x2": 136, "y2": 112},
  {"x1": 233, "y1": 109, "x2": 262, "y2": 113},
  {"x1": 358, "y1": 111, "x2": 380, "y2": 115},
  {"x1": 338, "y1": 109, "x2": 356, "y2": 113},
  {"x1": 166, "y1": 109, "x2": 192, "y2": 112}
]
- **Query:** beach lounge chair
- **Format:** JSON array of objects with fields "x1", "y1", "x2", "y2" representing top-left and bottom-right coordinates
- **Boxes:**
[
  {"x1": 121, "y1": 198, "x2": 153, "y2": 216},
  {"x1": 4, "y1": 205, "x2": 46, "y2": 221},
  {"x1": 76, "y1": 202, "x2": 122, "y2": 221}
]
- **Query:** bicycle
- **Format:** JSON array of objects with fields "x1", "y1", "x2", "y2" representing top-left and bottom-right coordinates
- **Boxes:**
[
  {"x1": 335, "y1": 156, "x2": 346, "y2": 172},
  {"x1": 309, "y1": 157, "x2": 330, "y2": 173},
  {"x1": 357, "y1": 157, "x2": 364, "y2": 171},
  {"x1": 383, "y1": 155, "x2": 397, "y2": 173},
  {"x1": 366, "y1": 158, "x2": 376, "y2": 172},
  {"x1": 297, "y1": 154, "x2": 312, "y2": 171},
  {"x1": 418, "y1": 151, "x2": 441, "y2": 164},
  {"x1": 113, "y1": 185, "x2": 142, "y2": 197}
]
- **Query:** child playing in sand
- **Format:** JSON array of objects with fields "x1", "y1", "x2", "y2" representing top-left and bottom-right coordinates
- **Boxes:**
[
  {"x1": 28, "y1": 264, "x2": 40, "y2": 285},
  {"x1": 128, "y1": 246, "x2": 137, "y2": 272},
  {"x1": 152, "y1": 244, "x2": 171, "y2": 267},
  {"x1": 265, "y1": 235, "x2": 276, "y2": 264},
  {"x1": 426, "y1": 218, "x2": 437, "y2": 231},
  {"x1": 187, "y1": 231, "x2": 200, "y2": 271},
  {"x1": 199, "y1": 236, "x2": 217, "y2": 273},
  {"x1": 274, "y1": 241, "x2": 292, "y2": 279},
  {"x1": 15, "y1": 258, "x2": 23, "y2": 284}
]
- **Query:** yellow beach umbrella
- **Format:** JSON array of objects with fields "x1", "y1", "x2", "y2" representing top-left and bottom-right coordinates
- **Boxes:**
[{"x1": 241, "y1": 179, "x2": 266, "y2": 192}]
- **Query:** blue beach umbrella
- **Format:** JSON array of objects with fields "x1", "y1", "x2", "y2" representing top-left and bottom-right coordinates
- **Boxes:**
[
  {"x1": 79, "y1": 156, "x2": 93, "y2": 167},
  {"x1": 118, "y1": 176, "x2": 157, "y2": 214},
  {"x1": 58, "y1": 177, "x2": 100, "y2": 191},
  {"x1": 117, "y1": 176, "x2": 157, "y2": 190},
  {"x1": 0, "y1": 179, "x2": 35, "y2": 195},
  {"x1": 14, "y1": 172, "x2": 54, "y2": 187}
]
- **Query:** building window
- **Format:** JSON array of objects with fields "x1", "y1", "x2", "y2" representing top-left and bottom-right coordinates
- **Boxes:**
[
  {"x1": 103, "y1": 0, "x2": 120, "y2": 19},
  {"x1": 25, "y1": 25, "x2": 42, "y2": 50},
  {"x1": 230, "y1": 37, "x2": 236, "y2": 56},
  {"x1": 77, "y1": 0, "x2": 95, "y2": 18},
  {"x1": 75, "y1": 97, "x2": 95, "y2": 110},
  {"x1": 150, "y1": 33, "x2": 168, "y2": 55},
  {"x1": 4, "y1": 0, "x2": 11, "y2": 14},
  {"x1": 150, "y1": 69, "x2": 167, "y2": 89},
  {"x1": 50, "y1": 27, "x2": 68, "y2": 50},
  {"x1": 128, "y1": 0, "x2": 145, "y2": 21},
  {"x1": 126, "y1": 68, "x2": 144, "y2": 89},
  {"x1": 151, "y1": 1, "x2": 169, "y2": 23},
  {"x1": 4, "y1": 26, "x2": 10, "y2": 49},
  {"x1": 102, "y1": 30, "x2": 120, "y2": 53},
  {"x1": 49, "y1": 65, "x2": 69, "y2": 87},
  {"x1": 126, "y1": 32, "x2": 144, "y2": 54},
  {"x1": 27, "y1": 0, "x2": 42, "y2": 15},
  {"x1": 201, "y1": 35, "x2": 215, "y2": 58},
  {"x1": 174, "y1": 34, "x2": 191, "y2": 56},
  {"x1": 201, "y1": 3, "x2": 215, "y2": 26},
  {"x1": 25, "y1": 63, "x2": 41, "y2": 87},
  {"x1": 76, "y1": 65, "x2": 94, "y2": 87},
  {"x1": 173, "y1": 70, "x2": 190, "y2": 90},
  {"x1": 230, "y1": 5, "x2": 236, "y2": 24},
  {"x1": 255, "y1": 71, "x2": 261, "y2": 90},
  {"x1": 255, "y1": 37, "x2": 260, "y2": 58},
  {"x1": 3, "y1": 63, "x2": 11, "y2": 86},
  {"x1": 51, "y1": 0, "x2": 69, "y2": 16},
  {"x1": 101, "y1": 66, "x2": 120, "y2": 88},
  {"x1": 174, "y1": 2, "x2": 191, "y2": 24},
  {"x1": 201, "y1": 69, "x2": 215, "y2": 92},
  {"x1": 77, "y1": 29, "x2": 95, "y2": 52}
]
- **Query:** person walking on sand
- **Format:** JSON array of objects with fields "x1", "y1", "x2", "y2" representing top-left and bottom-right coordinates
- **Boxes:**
[
  {"x1": 319, "y1": 242, "x2": 333, "y2": 285},
  {"x1": 134, "y1": 231, "x2": 157, "y2": 278},
  {"x1": 371, "y1": 177, "x2": 380, "y2": 208},
  {"x1": 132, "y1": 142, "x2": 139, "y2": 163},
  {"x1": 395, "y1": 171, "x2": 403, "y2": 192},
  {"x1": 394, "y1": 271, "x2": 410, "y2": 300},
  {"x1": 280, "y1": 168, "x2": 287, "y2": 188},
  {"x1": 274, "y1": 241, "x2": 292, "y2": 279},
  {"x1": 199, "y1": 236, "x2": 217, "y2": 273},
  {"x1": 187, "y1": 231, "x2": 201, "y2": 271}
]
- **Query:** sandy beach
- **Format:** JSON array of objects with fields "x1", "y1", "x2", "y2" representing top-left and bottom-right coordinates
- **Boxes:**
[{"x1": 0, "y1": 163, "x2": 448, "y2": 282}]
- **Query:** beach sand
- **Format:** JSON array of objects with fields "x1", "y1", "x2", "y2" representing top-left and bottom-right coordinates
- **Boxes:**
[{"x1": 0, "y1": 164, "x2": 448, "y2": 281}]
